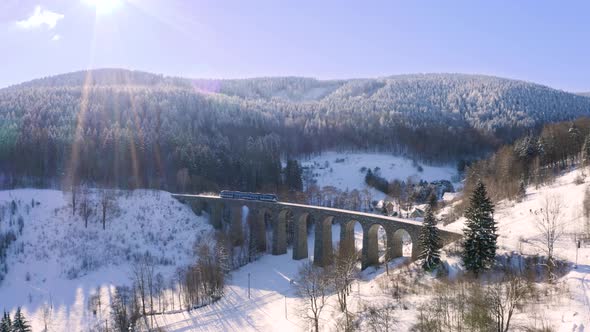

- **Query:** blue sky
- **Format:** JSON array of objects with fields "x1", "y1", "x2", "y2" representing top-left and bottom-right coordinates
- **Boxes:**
[{"x1": 1, "y1": 0, "x2": 589, "y2": 91}]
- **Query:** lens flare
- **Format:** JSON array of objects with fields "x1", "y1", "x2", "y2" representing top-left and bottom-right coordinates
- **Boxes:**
[{"x1": 83, "y1": 0, "x2": 122, "y2": 15}]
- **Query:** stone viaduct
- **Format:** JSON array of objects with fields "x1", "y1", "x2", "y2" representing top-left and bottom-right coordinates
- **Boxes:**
[{"x1": 172, "y1": 194, "x2": 462, "y2": 270}]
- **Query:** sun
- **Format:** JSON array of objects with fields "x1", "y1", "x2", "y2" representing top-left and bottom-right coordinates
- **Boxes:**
[{"x1": 83, "y1": 0, "x2": 123, "y2": 15}]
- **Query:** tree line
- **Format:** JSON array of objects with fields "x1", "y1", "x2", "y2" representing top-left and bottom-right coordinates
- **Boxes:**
[{"x1": 463, "y1": 117, "x2": 590, "y2": 203}]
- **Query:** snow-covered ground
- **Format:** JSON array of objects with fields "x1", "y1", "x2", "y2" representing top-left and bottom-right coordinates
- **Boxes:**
[
  {"x1": 157, "y1": 168, "x2": 590, "y2": 331},
  {"x1": 0, "y1": 189, "x2": 211, "y2": 331},
  {"x1": 2, "y1": 167, "x2": 590, "y2": 331},
  {"x1": 443, "y1": 168, "x2": 590, "y2": 330},
  {"x1": 299, "y1": 151, "x2": 459, "y2": 199},
  {"x1": 155, "y1": 221, "x2": 409, "y2": 331}
]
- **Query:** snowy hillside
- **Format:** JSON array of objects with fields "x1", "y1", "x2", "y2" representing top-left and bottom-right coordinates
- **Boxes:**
[
  {"x1": 0, "y1": 189, "x2": 211, "y2": 331},
  {"x1": 443, "y1": 169, "x2": 587, "y2": 257},
  {"x1": 6, "y1": 69, "x2": 590, "y2": 174},
  {"x1": 299, "y1": 151, "x2": 459, "y2": 198},
  {"x1": 440, "y1": 168, "x2": 590, "y2": 330}
]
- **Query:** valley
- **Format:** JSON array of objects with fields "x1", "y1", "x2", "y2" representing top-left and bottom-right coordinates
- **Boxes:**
[
  {"x1": 2, "y1": 69, "x2": 590, "y2": 330},
  {"x1": 3, "y1": 1, "x2": 590, "y2": 330}
]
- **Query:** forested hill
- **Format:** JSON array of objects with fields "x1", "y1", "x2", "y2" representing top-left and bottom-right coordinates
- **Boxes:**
[
  {"x1": 5, "y1": 68, "x2": 192, "y2": 89},
  {"x1": 1, "y1": 69, "x2": 589, "y2": 192}
]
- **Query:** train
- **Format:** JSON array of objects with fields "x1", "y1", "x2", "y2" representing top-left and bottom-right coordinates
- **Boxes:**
[{"x1": 219, "y1": 190, "x2": 279, "y2": 202}]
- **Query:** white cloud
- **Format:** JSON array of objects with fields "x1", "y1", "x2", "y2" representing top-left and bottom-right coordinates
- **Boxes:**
[
  {"x1": 16, "y1": 6, "x2": 64, "y2": 30},
  {"x1": 52, "y1": 34, "x2": 62, "y2": 41}
]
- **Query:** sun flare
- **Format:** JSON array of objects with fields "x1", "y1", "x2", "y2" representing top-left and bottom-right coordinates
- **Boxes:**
[{"x1": 83, "y1": 0, "x2": 122, "y2": 15}]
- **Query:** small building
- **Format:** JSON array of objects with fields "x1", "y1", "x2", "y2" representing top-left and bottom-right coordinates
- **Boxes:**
[
  {"x1": 384, "y1": 201, "x2": 396, "y2": 216},
  {"x1": 409, "y1": 207, "x2": 424, "y2": 219}
]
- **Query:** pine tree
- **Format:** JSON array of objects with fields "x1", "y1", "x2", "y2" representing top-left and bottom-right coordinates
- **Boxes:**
[
  {"x1": 419, "y1": 205, "x2": 442, "y2": 271},
  {"x1": 0, "y1": 311, "x2": 11, "y2": 332},
  {"x1": 12, "y1": 307, "x2": 31, "y2": 332},
  {"x1": 514, "y1": 135, "x2": 538, "y2": 162},
  {"x1": 536, "y1": 136, "x2": 545, "y2": 156},
  {"x1": 462, "y1": 181, "x2": 498, "y2": 276},
  {"x1": 284, "y1": 160, "x2": 303, "y2": 191}
]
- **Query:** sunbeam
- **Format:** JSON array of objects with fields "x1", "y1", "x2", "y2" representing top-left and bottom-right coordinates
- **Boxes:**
[
  {"x1": 83, "y1": 0, "x2": 122, "y2": 15},
  {"x1": 66, "y1": 13, "x2": 99, "y2": 188}
]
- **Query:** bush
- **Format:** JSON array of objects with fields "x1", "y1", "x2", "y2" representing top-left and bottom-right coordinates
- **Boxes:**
[
  {"x1": 574, "y1": 173, "x2": 586, "y2": 185},
  {"x1": 363, "y1": 304, "x2": 397, "y2": 331},
  {"x1": 365, "y1": 169, "x2": 389, "y2": 194}
]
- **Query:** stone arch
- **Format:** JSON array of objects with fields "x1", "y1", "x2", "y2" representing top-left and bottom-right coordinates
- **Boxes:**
[
  {"x1": 209, "y1": 201, "x2": 223, "y2": 229},
  {"x1": 229, "y1": 204, "x2": 244, "y2": 246},
  {"x1": 271, "y1": 209, "x2": 290, "y2": 255},
  {"x1": 293, "y1": 212, "x2": 312, "y2": 260},
  {"x1": 280, "y1": 209, "x2": 296, "y2": 247},
  {"x1": 314, "y1": 215, "x2": 334, "y2": 267},
  {"x1": 202, "y1": 200, "x2": 211, "y2": 212},
  {"x1": 247, "y1": 207, "x2": 268, "y2": 254},
  {"x1": 362, "y1": 223, "x2": 388, "y2": 269},
  {"x1": 339, "y1": 220, "x2": 362, "y2": 258},
  {"x1": 217, "y1": 203, "x2": 245, "y2": 246},
  {"x1": 190, "y1": 199, "x2": 208, "y2": 216},
  {"x1": 240, "y1": 204, "x2": 250, "y2": 244},
  {"x1": 259, "y1": 207, "x2": 280, "y2": 254},
  {"x1": 221, "y1": 203, "x2": 233, "y2": 228},
  {"x1": 390, "y1": 228, "x2": 414, "y2": 260}
]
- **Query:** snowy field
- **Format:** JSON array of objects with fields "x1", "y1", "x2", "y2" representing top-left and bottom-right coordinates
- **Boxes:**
[
  {"x1": 299, "y1": 151, "x2": 459, "y2": 198},
  {"x1": 0, "y1": 189, "x2": 211, "y2": 331}
]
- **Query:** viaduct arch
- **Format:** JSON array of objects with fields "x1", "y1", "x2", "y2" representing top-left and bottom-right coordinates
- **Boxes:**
[{"x1": 175, "y1": 194, "x2": 462, "y2": 270}]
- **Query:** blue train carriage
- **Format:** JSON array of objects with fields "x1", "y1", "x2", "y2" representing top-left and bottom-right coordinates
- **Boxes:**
[{"x1": 219, "y1": 190, "x2": 278, "y2": 202}]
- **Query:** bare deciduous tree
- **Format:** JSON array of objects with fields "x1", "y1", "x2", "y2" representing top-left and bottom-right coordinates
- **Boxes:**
[
  {"x1": 99, "y1": 189, "x2": 116, "y2": 230},
  {"x1": 296, "y1": 261, "x2": 331, "y2": 332},
  {"x1": 78, "y1": 185, "x2": 93, "y2": 228},
  {"x1": 534, "y1": 194, "x2": 565, "y2": 281},
  {"x1": 330, "y1": 244, "x2": 360, "y2": 330},
  {"x1": 488, "y1": 275, "x2": 531, "y2": 332},
  {"x1": 364, "y1": 303, "x2": 398, "y2": 332},
  {"x1": 65, "y1": 183, "x2": 80, "y2": 216},
  {"x1": 41, "y1": 302, "x2": 52, "y2": 332},
  {"x1": 131, "y1": 253, "x2": 155, "y2": 328}
]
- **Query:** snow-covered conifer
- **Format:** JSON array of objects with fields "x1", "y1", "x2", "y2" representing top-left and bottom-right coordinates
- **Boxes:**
[
  {"x1": 12, "y1": 307, "x2": 31, "y2": 332},
  {"x1": 419, "y1": 205, "x2": 441, "y2": 271},
  {"x1": 0, "y1": 311, "x2": 11, "y2": 332},
  {"x1": 462, "y1": 181, "x2": 497, "y2": 276}
]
